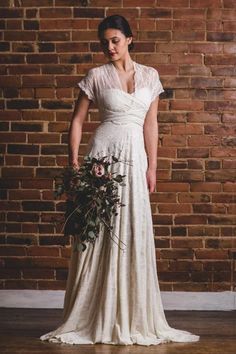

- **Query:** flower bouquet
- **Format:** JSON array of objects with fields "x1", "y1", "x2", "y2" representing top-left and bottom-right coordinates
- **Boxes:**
[{"x1": 55, "y1": 154, "x2": 129, "y2": 252}]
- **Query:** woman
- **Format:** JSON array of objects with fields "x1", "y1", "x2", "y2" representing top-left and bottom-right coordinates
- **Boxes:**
[{"x1": 40, "y1": 15, "x2": 200, "y2": 346}]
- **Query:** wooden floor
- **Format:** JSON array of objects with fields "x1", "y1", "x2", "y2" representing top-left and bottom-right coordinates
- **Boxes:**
[{"x1": 0, "y1": 308, "x2": 235, "y2": 353}]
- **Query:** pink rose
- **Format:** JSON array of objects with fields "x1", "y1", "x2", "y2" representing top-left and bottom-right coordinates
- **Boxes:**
[{"x1": 91, "y1": 163, "x2": 105, "y2": 177}]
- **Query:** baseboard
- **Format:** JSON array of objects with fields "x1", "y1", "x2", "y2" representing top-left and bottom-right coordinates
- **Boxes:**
[{"x1": 0, "y1": 290, "x2": 235, "y2": 310}]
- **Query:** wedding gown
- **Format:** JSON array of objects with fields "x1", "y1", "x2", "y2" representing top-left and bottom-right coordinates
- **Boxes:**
[{"x1": 40, "y1": 61, "x2": 200, "y2": 346}]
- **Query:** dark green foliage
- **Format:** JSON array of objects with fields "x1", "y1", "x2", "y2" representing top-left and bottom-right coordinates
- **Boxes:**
[{"x1": 55, "y1": 154, "x2": 129, "y2": 252}]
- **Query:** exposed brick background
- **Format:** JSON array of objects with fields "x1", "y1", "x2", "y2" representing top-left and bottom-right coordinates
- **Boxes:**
[{"x1": 0, "y1": 0, "x2": 235, "y2": 292}]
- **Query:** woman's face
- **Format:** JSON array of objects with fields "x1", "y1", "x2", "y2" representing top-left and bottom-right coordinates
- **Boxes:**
[{"x1": 100, "y1": 28, "x2": 132, "y2": 61}]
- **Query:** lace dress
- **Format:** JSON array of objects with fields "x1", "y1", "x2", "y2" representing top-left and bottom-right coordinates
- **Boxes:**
[{"x1": 39, "y1": 61, "x2": 200, "y2": 346}]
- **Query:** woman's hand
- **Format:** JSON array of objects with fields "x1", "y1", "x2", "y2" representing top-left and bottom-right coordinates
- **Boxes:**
[
  {"x1": 70, "y1": 160, "x2": 80, "y2": 171},
  {"x1": 146, "y1": 167, "x2": 156, "y2": 193}
]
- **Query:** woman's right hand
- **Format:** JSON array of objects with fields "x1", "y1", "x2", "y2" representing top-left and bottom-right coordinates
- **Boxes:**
[{"x1": 70, "y1": 160, "x2": 80, "y2": 170}]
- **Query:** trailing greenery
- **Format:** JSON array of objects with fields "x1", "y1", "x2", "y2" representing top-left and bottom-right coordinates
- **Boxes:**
[{"x1": 55, "y1": 155, "x2": 129, "y2": 252}]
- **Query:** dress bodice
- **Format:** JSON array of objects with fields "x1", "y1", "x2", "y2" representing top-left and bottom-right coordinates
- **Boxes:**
[{"x1": 77, "y1": 61, "x2": 164, "y2": 127}]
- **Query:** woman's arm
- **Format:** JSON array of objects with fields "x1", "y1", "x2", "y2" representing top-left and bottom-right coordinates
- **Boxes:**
[
  {"x1": 143, "y1": 97, "x2": 159, "y2": 193},
  {"x1": 68, "y1": 91, "x2": 92, "y2": 168}
]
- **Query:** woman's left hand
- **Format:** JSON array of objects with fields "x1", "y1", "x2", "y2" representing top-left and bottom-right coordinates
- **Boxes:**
[{"x1": 146, "y1": 167, "x2": 156, "y2": 193}]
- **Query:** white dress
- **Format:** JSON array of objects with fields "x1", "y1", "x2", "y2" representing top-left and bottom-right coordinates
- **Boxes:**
[{"x1": 39, "y1": 61, "x2": 200, "y2": 346}]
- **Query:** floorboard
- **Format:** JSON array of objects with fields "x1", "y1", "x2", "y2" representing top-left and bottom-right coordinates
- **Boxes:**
[{"x1": 0, "y1": 308, "x2": 235, "y2": 353}]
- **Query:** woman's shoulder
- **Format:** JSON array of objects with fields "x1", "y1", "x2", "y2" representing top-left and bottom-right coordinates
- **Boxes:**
[
  {"x1": 86, "y1": 63, "x2": 109, "y2": 76},
  {"x1": 135, "y1": 61, "x2": 160, "y2": 77}
]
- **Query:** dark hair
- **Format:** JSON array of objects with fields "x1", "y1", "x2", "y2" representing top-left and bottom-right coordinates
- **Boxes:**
[{"x1": 98, "y1": 15, "x2": 134, "y2": 51}]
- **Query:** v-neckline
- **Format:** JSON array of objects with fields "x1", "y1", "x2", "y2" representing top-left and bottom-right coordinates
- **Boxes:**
[{"x1": 110, "y1": 60, "x2": 137, "y2": 96}]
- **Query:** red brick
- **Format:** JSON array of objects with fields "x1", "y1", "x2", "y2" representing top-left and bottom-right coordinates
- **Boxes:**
[
  {"x1": 172, "y1": 171, "x2": 204, "y2": 182},
  {"x1": 212, "y1": 194, "x2": 236, "y2": 203},
  {"x1": 224, "y1": 77, "x2": 236, "y2": 88},
  {"x1": 211, "y1": 147, "x2": 236, "y2": 157},
  {"x1": 158, "y1": 204, "x2": 191, "y2": 214},
  {"x1": 74, "y1": 7, "x2": 105, "y2": 18},
  {"x1": 221, "y1": 227, "x2": 236, "y2": 236},
  {"x1": 0, "y1": 8, "x2": 23, "y2": 18},
  {"x1": 195, "y1": 250, "x2": 229, "y2": 260},
  {"x1": 208, "y1": 215, "x2": 236, "y2": 225},
  {"x1": 207, "y1": 32, "x2": 236, "y2": 41},
  {"x1": 207, "y1": 20, "x2": 223, "y2": 31},
  {"x1": 170, "y1": 100, "x2": 204, "y2": 111},
  {"x1": 22, "y1": 269, "x2": 54, "y2": 280},
  {"x1": 9, "y1": 190, "x2": 40, "y2": 200},
  {"x1": 5, "y1": 280, "x2": 38, "y2": 289},
  {"x1": 24, "y1": 0, "x2": 53, "y2": 5},
  {"x1": 0, "y1": 76, "x2": 21, "y2": 88},
  {"x1": 22, "y1": 76, "x2": 54, "y2": 87},
  {"x1": 174, "y1": 20, "x2": 206, "y2": 31},
  {"x1": 157, "y1": 183, "x2": 189, "y2": 192},
  {"x1": 188, "y1": 136, "x2": 220, "y2": 146},
  {"x1": 20, "y1": 180, "x2": 52, "y2": 191},
  {"x1": 40, "y1": 8, "x2": 72, "y2": 18},
  {"x1": 0, "y1": 269, "x2": 21, "y2": 279},
  {"x1": 188, "y1": 226, "x2": 219, "y2": 237},
  {"x1": 0, "y1": 246, "x2": 26, "y2": 256},
  {"x1": 41, "y1": 19, "x2": 87, "y2": 30},
  {"x1": 177, "y1": 148, "x2": 209, "y2": 158},
  {"x1": 26, "y1": 54, "x2": 58, "y2": 64},
  {"x1": 152, "y1": 215, "x2": 173, "y2": 225},
  {"x1": 21, "y1": 156, "x2": 39, "y2": 166},
  {"x1": 204, "y1": 124, "x2": 236, "y2": 136},
  {"x1": 206, "y1": 170, "x2": 235, "y2": 182},
  {"x1": 26, "y1": 246, "x2": 59, "y2": 257},
  {"x1": 223, "y1": 0, "x2": 236, "y2": 7},
  {"x1": 158, "y1": 113, "x2": 186, "y2": 123},
  {"x1": 161, "y1": 249, "x2": 194, "y2": 260},
  {"x1": 189, "y1": 43, "x2": 223, "y2": 53},
  {"x1": 190, "y1": 0, "x2": 222, "y2": 7},
  {"x1": 179, "y1": 65, "x2": 210, "y2": 76},
  {"x1": 190, "y1": 182, "x2": 221, "y2": 192},
  {"x1": 191, "y1": 77, "x2": 223, "y2": 88},
  {"x1": 187, "y1": 112, "x2": 220, "y2": 123},
  {"x1": 7, "y1": 212, "x2": 39, "y2": 222},
  {"x1": 0, "y1": 133, "x2": 26, "y2": 143},
  {"x1": 162, "y1": 135, "x2": 186, "y2": 147},
  {"x1": 2, "y1": 168, "x2": 34, "y2": 178},
  {"x1": 193, "y1": 204, "x2": 226, "y2": 214},
  {"x1": 173, "y1": 9, "x2": 206, "y2": 19},
  {"x1": 38, "y1": 280, "x2": 67, "y2": 290},
  {"x1": 205, "y1": 54, "x2": 236, "y2": 65},
  {"x1": 173, "y1": 31, "x2": 205, "y2": 41},
  {"x1": 31, "y1": 257, "x2": 68, "y2": 269},
  {"x1": 136, "y1": 53, "x2": 168, "y2": 64},
  {"x1": 223, "y1": 182, "x2": 236, "y2": 192},
  {"x1": 178, "y1": 193, "x2": 211, "y2": 203},
  {"x1": 224, "y1": 43, "x2": 236, "y2": 54},
  {"x1": 4, "y1": 31, "x2": 36, "y2": 41},
  {"x1": 140, "y1": 8, "x2": 172, "y2": 18},
  {"x1": 175, "y1": 215, "x2": 208, "y2": 225},
  {"x1": 154, "y1": 227, "x2": 170, "y2": 236},
  {"x1": 172, "y1": 124, "x2": 203, "y2": 135},
  {"x1": 139, "y1": 31, "x2": 171, "y2": 41}
]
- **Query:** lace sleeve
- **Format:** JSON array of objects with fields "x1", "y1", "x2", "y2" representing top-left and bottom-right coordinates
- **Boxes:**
[
  {"x1": 77, "y1": 69, "x2": 96, "y2": 102},
  {"x1": 150, "y1": 68, "x2": 164, "y2": 102}
]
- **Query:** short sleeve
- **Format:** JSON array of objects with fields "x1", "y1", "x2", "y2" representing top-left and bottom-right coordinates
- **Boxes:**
[
  {"x1": 150, "y1": 68, "x2": 164, "y2": 102},
  {"x1": 77, "y1": 69, "x2": 96, "y2": 102}
]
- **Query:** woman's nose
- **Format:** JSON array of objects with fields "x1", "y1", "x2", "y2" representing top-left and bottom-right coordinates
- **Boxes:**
[{"x1": 108, "y1": 41, "x2": 114, "y2": 51}]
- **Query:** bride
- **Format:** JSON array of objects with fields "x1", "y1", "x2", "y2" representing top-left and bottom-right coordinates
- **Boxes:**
[{"x1": 40, "y1": 14, "x2": 200, "y2": 346}]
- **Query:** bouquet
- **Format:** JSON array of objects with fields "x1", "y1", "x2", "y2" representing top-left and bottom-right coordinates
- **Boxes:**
[{"x1": 55, "y1": 154, "x2": 129, "y2": 252}]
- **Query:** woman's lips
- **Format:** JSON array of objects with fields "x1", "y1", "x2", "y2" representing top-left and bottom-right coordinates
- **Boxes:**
[{"x1": 109, "y1": 52, "x2": 116, "y2": 56}]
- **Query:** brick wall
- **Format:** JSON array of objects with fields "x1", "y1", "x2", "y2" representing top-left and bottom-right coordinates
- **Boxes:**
[{"x1": 0, "y1": 0, "x2": 235, "y2": 292}]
